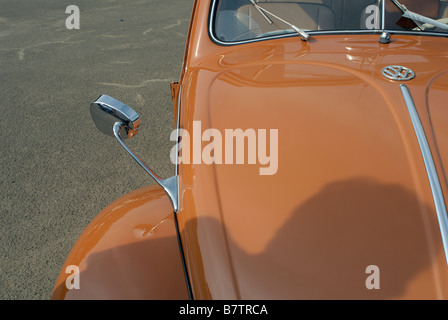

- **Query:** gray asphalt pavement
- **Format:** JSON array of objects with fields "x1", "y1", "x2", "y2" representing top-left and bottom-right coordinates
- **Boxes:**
[{"x1": 0, "y1": 0, "x2": 194, "y2": 299}]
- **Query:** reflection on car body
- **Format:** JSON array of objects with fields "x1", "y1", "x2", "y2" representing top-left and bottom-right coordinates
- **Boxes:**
[{"x1": 52, "y1": 0, "x2": 448, "y2": 300}]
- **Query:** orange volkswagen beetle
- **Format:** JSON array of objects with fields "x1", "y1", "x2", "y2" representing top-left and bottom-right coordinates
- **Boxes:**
[{"x1": 53, "y1": 0, "x2": 448, "y2": 299}]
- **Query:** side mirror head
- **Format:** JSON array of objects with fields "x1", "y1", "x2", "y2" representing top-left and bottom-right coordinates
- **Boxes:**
[{"x1": 90, "y1": 95, "x2": 140, "y2": 139}]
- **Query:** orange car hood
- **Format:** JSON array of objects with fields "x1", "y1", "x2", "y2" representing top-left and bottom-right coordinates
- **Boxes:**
[{"x1": 180, "y1": 35, "x2": 448, "y2": 299}]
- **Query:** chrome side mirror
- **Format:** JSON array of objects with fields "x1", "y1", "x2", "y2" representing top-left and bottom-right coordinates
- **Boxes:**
[
  {"x1": 90, "y1": 95, "x2": 140, "y2": 139},
  {"x1": 90, "y1": 94, "x2": 178, "y2": 212}
]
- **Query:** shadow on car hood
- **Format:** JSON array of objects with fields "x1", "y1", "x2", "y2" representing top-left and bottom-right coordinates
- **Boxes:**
[{"x1": 178, "y1": 35, "x2": 448, "y2": 299}]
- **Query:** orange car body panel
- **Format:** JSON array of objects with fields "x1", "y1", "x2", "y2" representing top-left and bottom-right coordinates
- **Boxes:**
[
  {"x1": 53, "y1": 0, "x2": 448, "y2": 299},
  {"x1": 51, "y1": 185, "x2": 189, "y2": 299},
  {"x1": 175, "y1": 0, "x2": 448, "y2": 299}
]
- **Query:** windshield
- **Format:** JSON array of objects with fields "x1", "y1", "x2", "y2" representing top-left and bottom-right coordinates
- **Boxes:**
[{"x1": 211, "y1": 0, "x2": 448, "y2": 43}]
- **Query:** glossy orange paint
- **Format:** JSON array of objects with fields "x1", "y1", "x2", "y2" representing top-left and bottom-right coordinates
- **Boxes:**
[
  {"x1": 51, "y1": 185, "x2": 189, "y2": 299},
  {"x1": 174, "y1": 0, "x2": 448, "y2": 299},
  {"x1": 53, "y1": 0, "x2": 448, "y2": 300}
]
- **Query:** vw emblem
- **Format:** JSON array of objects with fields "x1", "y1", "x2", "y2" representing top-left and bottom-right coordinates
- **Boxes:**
[{"x1": 382, "y1": 65, "x2": 415, "y2": 81}]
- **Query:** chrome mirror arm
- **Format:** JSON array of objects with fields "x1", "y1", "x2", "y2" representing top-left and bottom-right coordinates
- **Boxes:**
[
  {"x1": 112, "y1": 122, "x2": 179, "y2": 212},
  {"x1": 90, "y1": 95, "x2": 179, "y2": 212}
]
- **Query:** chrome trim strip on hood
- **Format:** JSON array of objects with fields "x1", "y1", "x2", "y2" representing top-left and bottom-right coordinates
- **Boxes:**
[{"x1": 401, "y1": 84, "x2": 448, "y2": 268}]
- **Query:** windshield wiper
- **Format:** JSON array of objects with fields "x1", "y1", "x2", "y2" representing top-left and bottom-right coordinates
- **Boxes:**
[
  {"x1": 248, "y1": 0, "x2": 310, "y2": 41},
  {"x1": 391, "y1": 0, "x2": 448, "y2": 31}
]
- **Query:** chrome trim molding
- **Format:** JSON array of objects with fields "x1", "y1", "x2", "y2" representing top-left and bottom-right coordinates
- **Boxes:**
[
  {"x1": 208, "y1": 0, "x2": 448, "y2": 46},
  {"x1": 401, "y1": 84, "x2": 448, "y2": 268},
  {"x1": 174, "y1": 86, "x2": 182, "y2": 212}
]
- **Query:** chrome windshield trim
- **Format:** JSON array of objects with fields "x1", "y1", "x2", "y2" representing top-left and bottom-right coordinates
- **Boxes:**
[
  {"x1": 401, "y1": 84, "x2": 448, "y2": 268},
  {"x1": 209, "y1": 0, "x2": 448, "y2": 46}
]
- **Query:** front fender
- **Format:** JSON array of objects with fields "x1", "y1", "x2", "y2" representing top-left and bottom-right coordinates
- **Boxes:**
[{"x1": 51, "y1": 184, "x2": 189, "y2": 299}]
